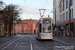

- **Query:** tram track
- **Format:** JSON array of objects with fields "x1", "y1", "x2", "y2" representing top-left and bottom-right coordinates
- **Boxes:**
[
  {"x1": 1, "y1": 37, "x2": 25, "y2": 50},
  {"x1": 13, "y1": 37, "x2": 25, "y2": 50},
  {"x1": 42, "y1": 40, "x2": 75, "y2": 50},
  {"x1": 42, "y1": 41, "x2": 52, "y2": 50},
  {"x1": 1, "y1": 36, "x2": 34, "y2": 50},
  {"x1": 30, "y1": 37, "x2": 33, "y2": 50},
  {"x1": 41, "y1": 41, "x2": 53, "y2": 50}
]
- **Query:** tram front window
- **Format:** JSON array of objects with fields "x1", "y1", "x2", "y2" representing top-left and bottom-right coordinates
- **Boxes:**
[
  {"x1": 43, "y1": 19, "x2": 52, "y2": 33},
  {"x1": 43, "y1": 26, "x2": 52, "y2": 33}
]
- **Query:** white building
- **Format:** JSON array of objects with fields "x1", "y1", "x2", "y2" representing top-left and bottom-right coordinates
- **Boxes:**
[{"x1": 53, "y1": 0, "x2": 75, "y2": 36}]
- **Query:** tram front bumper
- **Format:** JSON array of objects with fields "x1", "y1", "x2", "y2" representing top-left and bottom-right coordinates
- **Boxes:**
[{"x1": 41, "y1": 37, "x2": 53, "y2": 40}]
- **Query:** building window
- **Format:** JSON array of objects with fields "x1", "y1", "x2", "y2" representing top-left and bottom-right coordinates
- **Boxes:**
[
  {"x1": 70, "y1": 0, "x2": 73, "y2": 6},
  {"x1": 61, "y1": 15, "x2": 63, "y2": 22},
  {"x1": 60, "y1": 15, "x2": 62, "y2": 22},
  {"x1": 63, "y1": 13, "x2": 65, "y2": 21},
  {"x1": 66, "y1": 0, "x2": 68, "y2": 9},
  {"x1": 57, "y1": 21, "x2": 59, "y2": 23},
  {"x1": 28, "y1": 28, "x2": 30, "y2": 29},
  {"x1": 70, "y1": 9, "x2": 73, "y2": 19},
  {"x1": 66, "y1": 11, "x2": 68, "y2": 20},
  {"x1": 63, "y1": 0, "x2": 65, "y2": 11},
  {"x1": 60, "y1": 1, "x2": 62, "y2": 12},
  {"x1": 24, "y1": 30, "x2": 25, "y2": 32}
]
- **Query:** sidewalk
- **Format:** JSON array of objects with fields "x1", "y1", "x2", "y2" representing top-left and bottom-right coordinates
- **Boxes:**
[
  {"x1": 0, "y1": 35, "x2": 16, "y2": 40},
  {"x1": 54, "y1": 36, "x2": 75, "y2": 40}
]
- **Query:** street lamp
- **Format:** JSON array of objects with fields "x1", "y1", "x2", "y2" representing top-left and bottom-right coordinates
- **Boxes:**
[
  {"x1": 68, "y1": 0, "x2": 71, "y2": 38},
  {"x1": 13, "y1": 20, "x2": 17, "y2": 35},
  {"x1": 30, "y1": 19, "x2": 33, "y2": 34}
]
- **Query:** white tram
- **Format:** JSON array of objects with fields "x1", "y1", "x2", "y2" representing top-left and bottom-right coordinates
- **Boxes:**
[{"x1": 35, "y1": 17, "x2": 53, "y2": 40}]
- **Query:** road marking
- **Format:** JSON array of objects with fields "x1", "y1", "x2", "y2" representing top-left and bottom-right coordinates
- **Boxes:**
[
  {"x1": 43, "y1": 42, "x2": 52, "y2": 50},
  {"x1": 30, "y1": 37, "x2": 33, "y2": 50},
  {"x1": 1, "y1": 38, "x2": 20, "y2": 50},
  {"x1": 13, "y1": 37, "x2": 25, "y2": 50}
]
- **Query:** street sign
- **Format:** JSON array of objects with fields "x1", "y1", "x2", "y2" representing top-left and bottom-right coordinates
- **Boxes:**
[
  {"x1": 55, "y1": 27, "x2": 57, "y2": 31},
  {"x1": 60, "y1": 24, "x2": 64, "y2": 29}
]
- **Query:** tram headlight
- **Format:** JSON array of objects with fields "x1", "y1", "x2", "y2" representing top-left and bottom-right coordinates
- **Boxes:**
[
  {"x1": 50, "y1": 34, "x2": 52, "y2": 36},
  {"x1": 42, "y1": 34, "x2": 44, "y2": 36}
]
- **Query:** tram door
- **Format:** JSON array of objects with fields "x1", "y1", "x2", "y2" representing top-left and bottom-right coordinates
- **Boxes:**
[
  {"x1": 38, "y1": 24, "x2": 42, "y2": 38},
  {"x1": 39, "y1": 24, "x2": 42, "y2": 33}
]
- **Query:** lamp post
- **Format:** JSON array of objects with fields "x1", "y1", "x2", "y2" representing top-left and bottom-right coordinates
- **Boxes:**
[
  {"x1": 0, "y1": 24, "x2": 1, "y2": 36},
  {"x1": 13, "y1": 20, "x2": 17, "y2": 35},
  {"x1": 68, "y1": 0, "x2": 71, "y2": 38},
  {"x1": 30, "y1": 19, "x2": 32, "y2": 34},
  {"x1": 22, "y1": 24, "x2": 23, "y2": 34},
  {"x1": 54, "y1": 8, "x2": 57, "y2": 36}
]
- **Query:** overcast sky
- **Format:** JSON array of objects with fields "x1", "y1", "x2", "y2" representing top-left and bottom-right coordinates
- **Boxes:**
[{"x1": 2, "y1": 0, "x2": 53, "y2": 20}]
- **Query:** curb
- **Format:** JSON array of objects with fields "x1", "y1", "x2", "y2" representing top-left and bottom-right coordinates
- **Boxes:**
[{"x1": 54, "y1": 37, "x2": 75, "y2": 41}]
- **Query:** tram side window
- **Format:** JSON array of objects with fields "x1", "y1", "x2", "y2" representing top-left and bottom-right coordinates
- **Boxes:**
[{"x1": 39, "y1": 24, "x2": 41, "y2": 32}]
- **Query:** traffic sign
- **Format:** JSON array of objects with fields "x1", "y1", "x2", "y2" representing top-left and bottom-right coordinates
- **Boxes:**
[{"x1": 60, "y1": 24, "x2": 64, "y2": 29}]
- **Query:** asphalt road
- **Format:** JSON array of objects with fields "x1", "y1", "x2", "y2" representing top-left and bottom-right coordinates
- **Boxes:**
[{"x1": 0, "y1": 34, "x2": 75, "y2": 50}]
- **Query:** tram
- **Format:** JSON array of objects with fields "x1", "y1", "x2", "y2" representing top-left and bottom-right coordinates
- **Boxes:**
[{"x1": 35, "y1": 17, "x2": 53, "y2": 40}]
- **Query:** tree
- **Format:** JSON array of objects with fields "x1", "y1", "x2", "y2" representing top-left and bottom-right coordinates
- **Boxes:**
[{"x1": 3, "y1": 4, "x2": 21, "y2": 36}]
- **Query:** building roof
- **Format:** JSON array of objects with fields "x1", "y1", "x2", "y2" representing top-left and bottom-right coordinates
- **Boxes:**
[{"x1": 18, "y1": 19, "x2": 38, "y2": 21}]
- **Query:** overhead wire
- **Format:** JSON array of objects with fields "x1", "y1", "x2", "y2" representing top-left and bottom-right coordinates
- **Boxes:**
[
  {"x1": 43, "y1": 0, "x2": 47, "y2": 8},
  {"x1": 48, "y1": 0, "x2": 53, "y2": 16},
  {"x1": 42, "y1": 0, "x2": 47, "y2": 17},
  {"x1": 24, "y1": 0, "x2": 28, "y2": 17},
  {"x1": 43, "y1": 0, "x2": 53, "y2": 17}
]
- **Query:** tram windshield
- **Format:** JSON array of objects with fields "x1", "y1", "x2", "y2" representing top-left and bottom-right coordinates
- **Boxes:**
[{"x1": 43, "y1": 19, "x2": 52, "y2": 33}]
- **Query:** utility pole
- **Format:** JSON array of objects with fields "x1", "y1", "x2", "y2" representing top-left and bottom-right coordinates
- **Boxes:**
[
  {"x1": 14, "y1": 23, "x2": 15, "y2": 35},
  {"x1": 22, "y1": 24, "x2": 23, "y2": 34},
  {"x1": 69, "y1": 0, "x2": 71, "y2": 38},
  {"x1": 55, "y1": 8, "x2": 56, "y2": 36},
  {"x1": 55, "y1": 8, "x2": 56, "y2": 27}
]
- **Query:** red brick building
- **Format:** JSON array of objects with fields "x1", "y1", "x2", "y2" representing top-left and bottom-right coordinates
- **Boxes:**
[
  {"x1": 12, "y1": 19, "x2": 37, "y2": 34},
  {"x1": 35, "y1": 21, "x2": 39, "y2": 33}
]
